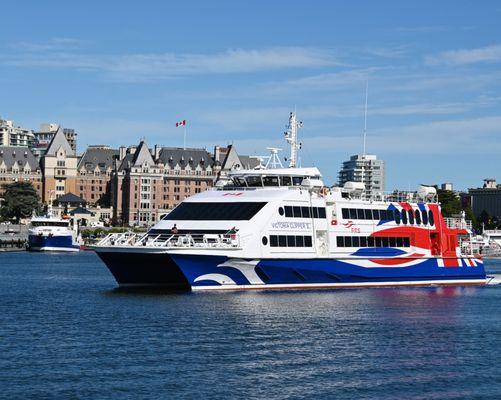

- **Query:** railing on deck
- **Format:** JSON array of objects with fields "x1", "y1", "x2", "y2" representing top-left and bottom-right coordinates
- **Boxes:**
[
  {"x1": 96, "y1": 231, "x2": 241, "y2": 250},
  {"x1": 445, "y1": 217, "x2": 472, "y2": 230}
]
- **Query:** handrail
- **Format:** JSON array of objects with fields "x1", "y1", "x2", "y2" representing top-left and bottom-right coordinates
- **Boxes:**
[{"x1": 96, "y1": 231, "x2": 241, "y2": 250}]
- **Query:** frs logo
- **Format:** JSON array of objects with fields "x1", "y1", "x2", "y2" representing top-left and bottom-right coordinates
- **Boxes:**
[
  {"x1": 343, "y1": 221, "x2": 354, "y2": 229},
  {"x1": 223, "y1": 192, "x2": 243, "y2": 197}
]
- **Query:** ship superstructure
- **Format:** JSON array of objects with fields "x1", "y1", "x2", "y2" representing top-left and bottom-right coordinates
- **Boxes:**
[{"x1": 95, "y1": 113, "x2": 486, "y2": 290}]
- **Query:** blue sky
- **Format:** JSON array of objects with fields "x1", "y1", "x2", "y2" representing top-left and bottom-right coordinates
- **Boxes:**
[{"x1": 1, "y1": 0, "x2": 500, "y2": 190}]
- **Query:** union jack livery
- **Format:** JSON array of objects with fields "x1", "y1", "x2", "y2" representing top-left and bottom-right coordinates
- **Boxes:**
[{"x1": 96, "y1": 113, "x2": 487, "y2": 291}]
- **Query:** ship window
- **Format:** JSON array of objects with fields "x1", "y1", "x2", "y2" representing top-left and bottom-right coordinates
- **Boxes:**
[
  {"x1": 367, "y1": 237, "x2": 375, "y2": 247},
  {"x1": 279, "y1": 176, "x2": 292, "y2": 186},
  {"x1": 356, "y1": 209, "x2": 365, "y2": 220},
  {"x1": 396, "y1": 237, "x2": 403, "y2": 247},
  {"x1": 278, "y1": 235, "x2": 287, "y2": 247},
  {"x1": 375, "y1": 237, "x2": 383, "y2": 247},
  {"x1": 364, "y1": 209, "x2": 372, "y2": 220},
  {"x1": 293, "y1": 206, "x2": 301, "y2": 218},
  {"x1": 263, "y1": 176, "x2": 279, "y2": 186},
  {"x1": 403, "y1": 237, "x2": 410, "y2": 247},
  {"x1": 296, "y1": 235, "x2": 304, "y2": 247},
  {"x1": 344, "y1": 236, "x2": 353, "y2": 247},
  {"x1": 342, "y1": 208, "x2": 349, "y2": 219},
  {"x1": 304, "y1": 236, "x2": 312, "y2": 247},
  {"x1": 422, "y1": 209, "x2": 428, "y2": 225},
  {"x1": 278, "y1": 207, "x2": 284, "y2": 216},
  {"x1": 163, "y1": 202, "x2": 266, "y2": 221},
  {"x1": 389, "y1": 237, "x2": 397, "y2": 247},
  {"x1": 270, "y1": 235, "x2": 278, "y2": 247},
  {"x1": 349, "y1": 209, "x2": 357, "y2": 219},
  {"x1": 360, "y1": 237, "x2": 367, "y2": 247},
  {"x1": 415, "y1": 210, "x2": 422, "y2": 225},
  {"x1": 318, "y1": 208, "x2": 326, "y2": 218},
  {"x1": 401, "y1": 210, "x2": 408, "y2": 224},
  {"x1": 292, "y1": 177, "x2": 303, "y2": 186},
  {"x1": 382, "y1": 237, "x2": 389, "y2": 247},
  {"x1": 337, "y1": 236, "x2": 343, "y2": 247},
  {"x1": 312, "y1": 207, "x2": 319, "y2": 218},
  {"x1": 352, "y1": 236, "x2": 360, "y2": 247},
  {"x1": 246, "y1": 176, "x2": 263, "y2": 187},
  {"x1": 428, "y1": 210, "x2": 435, "y2": 226},
  {"x1": 373, "y1": 209, "x2": 380, "y2": 220},
  {"x1": 408, "y1": 209, "x2": 415, "y2": 224},
  {"x1": 394, "y1": 209, "x2": 401, "y2": 224},
  {"x1": 285, "y1": 206, "x2": 293, "y2": 217},
  {"x1": 301, "y1": 206, "x2": 311, "y2": 218}
]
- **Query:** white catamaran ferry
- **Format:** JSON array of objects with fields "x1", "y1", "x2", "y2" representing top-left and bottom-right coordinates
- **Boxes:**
[{"x1": 95, "y1": 112, "x2": 487, "y2": 290}]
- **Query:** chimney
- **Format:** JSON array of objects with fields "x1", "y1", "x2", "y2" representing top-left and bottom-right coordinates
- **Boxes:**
[
  {"x1": 154, "y1": 144, "x2": 161, "y2": 160},
  {"x1": 119, "y1": 146, "x2": 126, "y2": 160},
  {"x1": 214, "y1": 146, "x2": 221, "y2": 163}
]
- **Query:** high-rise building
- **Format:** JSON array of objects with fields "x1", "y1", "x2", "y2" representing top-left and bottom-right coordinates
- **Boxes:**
[
  {"x1": 0, "y1": 118, "x2": 35, "y2": 147},
  {"x1": 338, "y1": 154, "x2": 385, "y2": 196}
]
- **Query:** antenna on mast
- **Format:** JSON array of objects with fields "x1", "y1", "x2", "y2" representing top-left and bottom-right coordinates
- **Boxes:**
[
  {"x1": 284, "y1": 111, "x2": 302, "y2": 168},
  {"x1": 363, "y1": 79, "x2": 368, "y2": 156}
]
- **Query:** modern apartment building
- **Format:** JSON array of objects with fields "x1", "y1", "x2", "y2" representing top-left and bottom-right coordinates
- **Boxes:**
[
  {"x1": 0, "y1": 118, "x2": 35, "y2": 147},
  {"x1": 338, "y1": 154, "x2": 385, "y2": 196}
]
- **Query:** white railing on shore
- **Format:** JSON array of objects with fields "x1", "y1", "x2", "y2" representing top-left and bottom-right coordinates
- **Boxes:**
[{"x1": 96, "y1": 231, "x2": 241, "y2": 250}]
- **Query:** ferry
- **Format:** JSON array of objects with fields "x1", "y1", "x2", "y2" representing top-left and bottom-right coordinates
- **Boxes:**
[
  {"x1": 95, "y1": 113, "x2": 486, "y2": 290},
  {"x1": 28, "y1": 208, "x2": 80, "y2": 252}
]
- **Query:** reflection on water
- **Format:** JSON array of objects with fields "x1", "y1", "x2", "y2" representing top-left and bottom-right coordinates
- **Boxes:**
[{"x1": 0, "y1": 252, "x2": 500, "y2": 399}]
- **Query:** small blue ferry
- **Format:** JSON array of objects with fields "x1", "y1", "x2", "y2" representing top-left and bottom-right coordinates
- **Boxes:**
[{"x1": 28, "y1": 213, "x2": 80, "y2": 252}]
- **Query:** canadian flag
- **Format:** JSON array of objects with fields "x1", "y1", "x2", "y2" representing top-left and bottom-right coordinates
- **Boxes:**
[{"x1": 175, "y1": 120, "x2": 186, "y2": 127}]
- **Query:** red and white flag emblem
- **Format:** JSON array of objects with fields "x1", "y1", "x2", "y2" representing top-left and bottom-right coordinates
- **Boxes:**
[{"x1": 175, "y1": 120, "x2": 186, "y2": 127}]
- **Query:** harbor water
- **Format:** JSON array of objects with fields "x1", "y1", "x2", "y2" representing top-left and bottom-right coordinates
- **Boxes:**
[{"x1": 0, "y1": 252, "x2": 500, "y2": 399}]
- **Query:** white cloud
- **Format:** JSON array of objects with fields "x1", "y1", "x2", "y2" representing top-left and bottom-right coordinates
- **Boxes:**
[
  {"x1": 4, "y1": 45, "x2": 341, "y2": 81},
  {"x1": 425, "y1": 44, "x2": 501, "y2": 65}
]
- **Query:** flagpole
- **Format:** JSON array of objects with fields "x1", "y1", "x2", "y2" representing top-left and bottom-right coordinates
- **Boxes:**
[{"x1": 183, "y1": 124, "x2": 186, "y2": 150}]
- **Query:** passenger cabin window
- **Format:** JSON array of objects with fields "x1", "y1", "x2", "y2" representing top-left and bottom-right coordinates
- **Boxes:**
[
  {"x1": 415, "y1": 210, "x2": 422, "y2": 225},
  {"x1": 408, "y1": 209, "x2": 415, "y2": 224},
  {"x1": 263, "y1": 176, "x2": 279, "y2": 186},
  {"x1": 164, "y1": 202, "x2": 266, "y2": 220},
  {"x1": 422, "y1": 209, "x2": 428, "y2": 225},
  {"x1": 429, "y1": 210, "x2": 435, "y2": 226},
  {"x1": 401, "y1": 210, "x2": 408, "y2": 224},
  {"x1": 279, "y1": 176, "x2": 292, "y2": 186},
  {"x1": 268, "y1": 234, "x2": 313, "y2": 248},
  {"x1": 246, "y1": 176, "x2": 262, "y2": 187},
  {"x1": 283, "y1": 206, "x2": 326, "y2": 219},
  {"x1": 337, "y1": 236, "x2": 411, "y2": 248}
]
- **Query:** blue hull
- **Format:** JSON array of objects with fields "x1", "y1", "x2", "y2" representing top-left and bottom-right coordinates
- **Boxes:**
[
  {"x1": 96, "y1": 250, "x2": 486, "y2": 290},
  {"x1": 28, "y1": 235, "x2": 79, "y2": 252}
]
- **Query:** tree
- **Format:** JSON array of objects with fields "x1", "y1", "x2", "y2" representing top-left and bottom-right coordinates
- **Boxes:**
[
  {"x1": 437, "y1": 189, "x2": 461, "y2": 217},
  {"x1": 0, "y1": 181, "x2": 40, "y2": 223}
]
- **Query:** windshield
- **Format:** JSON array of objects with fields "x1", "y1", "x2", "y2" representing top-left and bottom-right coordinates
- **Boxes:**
[{"x1": 31, "y1": 221, "x2": 69, "y2": 227}]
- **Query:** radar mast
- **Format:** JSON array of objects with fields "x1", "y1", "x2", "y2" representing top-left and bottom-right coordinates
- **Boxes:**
[{"x1": 284, "y1": 112, "x2": 302, "y2": 168}]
